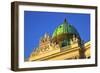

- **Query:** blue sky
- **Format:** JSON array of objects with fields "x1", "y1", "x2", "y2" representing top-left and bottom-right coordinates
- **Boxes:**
[{"x1": 24, "y1": 11, "x2": 90, "y2": 59}]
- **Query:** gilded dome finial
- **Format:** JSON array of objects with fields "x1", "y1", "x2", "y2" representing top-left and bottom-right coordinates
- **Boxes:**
[
  {"x1": 64, "y1": 18, "x2": 66, "y2": 23},
  {"x1": 63, "y1": 18, "x2": 68, "y2": 33}
]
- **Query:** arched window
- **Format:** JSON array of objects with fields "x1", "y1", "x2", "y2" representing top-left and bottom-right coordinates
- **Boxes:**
[{"x1": 62, "y1": 40, "x2": 67, "y2": 47}]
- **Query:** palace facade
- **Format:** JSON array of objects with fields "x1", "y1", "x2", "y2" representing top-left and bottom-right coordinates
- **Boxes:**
[{"x1": 28, "y1": 19, "x2": 90, "y2": 61}]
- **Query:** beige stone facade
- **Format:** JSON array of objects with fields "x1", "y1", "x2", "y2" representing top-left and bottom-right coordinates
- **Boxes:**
[{"x1": 28, "y1": 33, "x2": 90, "y2": 61}]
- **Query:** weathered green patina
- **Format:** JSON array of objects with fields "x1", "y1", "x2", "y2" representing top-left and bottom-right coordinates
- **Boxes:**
[
  {"x1": 52, "y1": 19, "x2": 79, "y2": 38},
  {"x1": 52, "y1": 19, "x2": 80, "y2": 47}
]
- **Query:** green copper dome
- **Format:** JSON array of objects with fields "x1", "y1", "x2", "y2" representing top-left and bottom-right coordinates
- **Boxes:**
[{"x1": 52, "y1": 19, "x2": 79, "y2": 38}]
